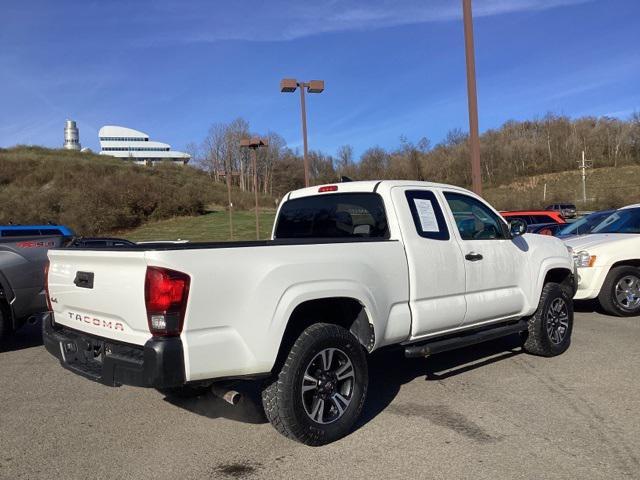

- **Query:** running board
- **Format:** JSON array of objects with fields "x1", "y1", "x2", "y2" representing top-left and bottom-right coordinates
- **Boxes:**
[{"x1": 404, "y1": 320, "x2": 528, "y2": 358}]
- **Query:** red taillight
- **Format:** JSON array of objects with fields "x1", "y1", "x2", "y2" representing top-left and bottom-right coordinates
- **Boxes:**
[
  {"x1": 318, "y1": 185, "x2": 338, "y2": 193},
  {"x1": 145, "y1": 266, "x2": 190, "y2": 337},
  {"x1": 44, "y1": 260, "x2": 52, "y2": 311}
]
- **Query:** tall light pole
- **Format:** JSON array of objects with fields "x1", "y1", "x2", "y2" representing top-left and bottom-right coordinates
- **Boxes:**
[
  {"x1": 462, "y1": 0, "x2": 482, "y2": 195},
  {"x1": 240, "y1": 137, "x2": 269, "y2": 239},
  {"x1": 280, "y1": 78, "x2": 325, "y2": 187}
]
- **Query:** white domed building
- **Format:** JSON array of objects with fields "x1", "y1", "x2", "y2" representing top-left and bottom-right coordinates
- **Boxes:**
[{"x1": 98, "y1": 125, "x2": 190, "y2": 165}]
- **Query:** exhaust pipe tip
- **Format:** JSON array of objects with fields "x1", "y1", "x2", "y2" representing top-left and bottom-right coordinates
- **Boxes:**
[{"x1": 210, "y1": 385, "x2": 242, "y2": 406}]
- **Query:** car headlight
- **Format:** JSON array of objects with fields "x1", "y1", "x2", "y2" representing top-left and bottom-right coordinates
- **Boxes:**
[{"x1": 573, "y1": 250, "x2": 596, "y2": 268}]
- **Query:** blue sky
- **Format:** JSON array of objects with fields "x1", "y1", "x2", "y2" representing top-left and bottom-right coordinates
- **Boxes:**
[{"x1": 1, "y1": 0, "x2": 639, "y2": 158}]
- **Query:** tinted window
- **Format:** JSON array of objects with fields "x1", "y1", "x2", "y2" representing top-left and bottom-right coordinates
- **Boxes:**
[
  {"x1": 558, "y1": 210, "x2": 612, "y2": 236},
  {"x1": 405, "y1": 190, "x2": 449, "y2": 240},
  {"x1": 591, "y1": 208, "x2": 640, "y2": 234},
  {"x1": 39, "y1": 229, "x2": 63, "y2": 235},
  {"x1": 275, "y1": 193, "x2": 389, "y2": 239},
  {"x1": 444, "y1": 192, "x2": 506, "y2": 240}
]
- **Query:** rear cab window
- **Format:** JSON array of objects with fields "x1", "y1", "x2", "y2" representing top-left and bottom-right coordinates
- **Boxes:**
[
  {"x1": 274, "y1": 193, "x2": 389, "y2": 239},
  {"x1": 404, "y1": 190, "x2": 450, "y2": 240}
]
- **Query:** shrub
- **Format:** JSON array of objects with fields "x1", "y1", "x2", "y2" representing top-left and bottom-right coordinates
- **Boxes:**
[{"x1": 0, "y1": 147, "x2": 270, "y2": 235}]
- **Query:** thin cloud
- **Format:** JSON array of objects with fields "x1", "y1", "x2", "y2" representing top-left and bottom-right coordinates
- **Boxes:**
[{"x1": 143, "y1": 0, "x2": 594, "y2": 45}]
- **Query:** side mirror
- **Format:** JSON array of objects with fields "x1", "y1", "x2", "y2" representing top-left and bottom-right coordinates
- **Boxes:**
[{"x1": 509, "y1": 219, "x2": 527, "y2": 237}]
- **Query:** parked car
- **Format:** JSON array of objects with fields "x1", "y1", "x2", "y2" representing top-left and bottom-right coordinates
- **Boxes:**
[
  {"x1": 0, "y1": 228, "x2": 73, "y2": 340},
  {"x1": 565, "y1": 204, "x2": 640, "y2": 316},
  {"x1": 528, "y1": 209, "x2": 616, "y2": 238},
  {"x1": 546, "y1": 203, "x2": 577, "y2": 219},
  {"x1": 42, "y1": 181, "x2": 575, "y2": 445},
  {"x1": 502, "y1": 210, "x2": 566, "y2": 226}
]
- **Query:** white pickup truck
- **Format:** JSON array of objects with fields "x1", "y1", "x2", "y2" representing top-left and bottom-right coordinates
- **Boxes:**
[{"x1": 43, "y1": 180, "x2": 575, "y2": 445}]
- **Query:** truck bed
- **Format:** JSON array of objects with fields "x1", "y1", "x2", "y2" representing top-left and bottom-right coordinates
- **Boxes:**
[{"x1": 47, "y1": 238, "x2": 410, "y2": 381}]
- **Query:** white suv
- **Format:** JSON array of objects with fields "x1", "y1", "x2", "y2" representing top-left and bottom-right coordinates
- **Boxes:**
[{"x1": 565, "y1": 204, "x2": 640, "y2": 316}]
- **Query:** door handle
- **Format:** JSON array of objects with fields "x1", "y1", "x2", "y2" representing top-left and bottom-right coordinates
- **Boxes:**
[{"x1": 465, "y1": 252, "x2": 483, "y2": 261}]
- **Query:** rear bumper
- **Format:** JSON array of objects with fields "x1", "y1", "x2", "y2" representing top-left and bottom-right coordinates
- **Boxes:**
[{"x1": 42, "y1": 313, "x2": 185, "y2": 388}]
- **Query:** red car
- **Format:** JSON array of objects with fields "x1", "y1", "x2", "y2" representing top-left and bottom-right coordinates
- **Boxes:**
[{"x1": 501, "y1": 210, "x2": 566, "y2": 226}]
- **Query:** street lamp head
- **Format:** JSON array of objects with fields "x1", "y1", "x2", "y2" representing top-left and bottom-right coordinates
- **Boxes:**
[
  {"x1": 240, "y1": 137, "x2": 269, "y2": 149},
  {"x1": 307, "y1": 80, "x2": 324, "y2": 93},
  {"x1": 280, "y1": 78, "x2": 298, "y2": 93}
]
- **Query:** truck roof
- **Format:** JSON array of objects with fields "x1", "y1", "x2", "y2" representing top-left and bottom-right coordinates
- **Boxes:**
[{"x1": 287, "y1": 180, "x2": 473, "y2": 200}]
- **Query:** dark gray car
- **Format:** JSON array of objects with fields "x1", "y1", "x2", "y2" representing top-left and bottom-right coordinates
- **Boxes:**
[{"x1": 0, "y1": 235, "x2": 70, "y2": 340}]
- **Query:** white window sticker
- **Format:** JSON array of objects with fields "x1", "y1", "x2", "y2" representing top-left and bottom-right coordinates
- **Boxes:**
[{"x1": 414, "y1": 198, "x2": 439, "y2": 232}]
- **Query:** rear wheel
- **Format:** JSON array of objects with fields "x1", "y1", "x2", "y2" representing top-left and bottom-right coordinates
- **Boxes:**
[
  {"x1": 598, "y1": 266, "x2": 640, "y2": 317},
  {"x1": 523, "y1": 282, "x2": 573, "y2": 357},
  {"x1": 262, "y1": 323, "x2": 368, "y2": 446}
]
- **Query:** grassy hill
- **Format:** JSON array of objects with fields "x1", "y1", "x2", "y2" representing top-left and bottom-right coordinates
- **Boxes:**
[
  {"x1": 484, "y1": 164, "x2": 640, "y2": 211},
  {"x1": 0, "y1": 147, "x2": 275, "y2": 236},
  {"x1": 120, "y1": 210, "x2": 277, "y2": 242}
]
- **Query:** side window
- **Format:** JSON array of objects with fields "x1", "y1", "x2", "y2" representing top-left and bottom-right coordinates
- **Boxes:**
[
  {"x1": 444, "y1": 192, "x2": 507, "y2": 240},
  {"x1": 405, "y1": 190, "x2": 450, "y2": 240}
]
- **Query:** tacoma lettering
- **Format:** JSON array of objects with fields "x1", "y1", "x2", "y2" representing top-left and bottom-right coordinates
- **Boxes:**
[{"x1": 67, "y1": 311, "x2": 123, "y2": 331}]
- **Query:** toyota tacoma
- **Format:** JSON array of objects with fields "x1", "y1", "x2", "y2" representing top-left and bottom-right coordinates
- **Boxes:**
[{"x1": 43, "y1": 181, "x2": 576, "y2": 445}]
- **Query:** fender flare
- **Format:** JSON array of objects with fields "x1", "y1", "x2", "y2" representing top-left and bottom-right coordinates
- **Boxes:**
[
  {"x1": 266, "y1": 280, "x2": 381, "y2": 363},
  {"x1": 533, "y1": 258, "x2": 574, "y2": 306}
]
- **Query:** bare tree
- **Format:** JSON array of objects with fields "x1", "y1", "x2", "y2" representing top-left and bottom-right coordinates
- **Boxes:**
[{"x1": 335, "y1": 145, "x2": 354, "y2": 179}]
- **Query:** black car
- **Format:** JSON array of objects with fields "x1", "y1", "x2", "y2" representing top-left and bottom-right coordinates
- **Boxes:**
[{"x1": 546, "y1": 203, "x2": 577, "y2": 219}]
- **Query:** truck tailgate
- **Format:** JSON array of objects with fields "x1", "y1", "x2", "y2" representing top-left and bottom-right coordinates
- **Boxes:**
[{"x1": 47, "y1": 249, "x2": 150, "y2": 346}]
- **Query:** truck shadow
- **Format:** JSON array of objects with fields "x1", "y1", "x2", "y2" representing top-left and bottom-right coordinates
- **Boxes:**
[
  {"x1": 163, "y1": 381, "x2": 269, "y2": 425},
  {"x1": 357, "y1": 334, "x2": 523, "y2": 429},
  {"x1": 164, "y1": 335, "x2": 524, "y2": 430},
  {"x1": 0, "y1": 319, "x2": 43, "y2": 353},
  {"x1": 573, "y1": 299, "x2": 602, "y2": 313}
]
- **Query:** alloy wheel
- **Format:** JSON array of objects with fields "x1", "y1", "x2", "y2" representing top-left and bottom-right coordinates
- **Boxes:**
[
  {"x1": 615, "y1": 275, "x2": 640, "y2": 311},
  {"x1": 301, "y1": 348, "x2": 355, "y2": 424},
  {"x1": 546, "y1": 298, "x2": 569, "y2": 345}
]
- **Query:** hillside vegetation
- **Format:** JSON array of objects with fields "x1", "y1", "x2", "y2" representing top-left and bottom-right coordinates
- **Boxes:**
[
  {"x1": 0, "y1": 147, "x2": 274, "y2": 235},
  {"x1": 194, "y1": 114, "x2": 640, "y2": 207},
  {"x1": 483, "y1": 164, "x2": 640, "y2": 211}
]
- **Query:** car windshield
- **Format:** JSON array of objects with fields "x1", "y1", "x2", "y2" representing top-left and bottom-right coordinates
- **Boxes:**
[
  {"x1": 557, "y1": 210, "x2": 613, "y2": 236},
  {"x1": 590, "y1": 208, "x2": 640, "y2": 234}
]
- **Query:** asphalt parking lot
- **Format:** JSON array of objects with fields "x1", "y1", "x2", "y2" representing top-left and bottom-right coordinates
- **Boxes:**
[{"x1": 1, "y1": 307, "x2": 638, "y2": 480}]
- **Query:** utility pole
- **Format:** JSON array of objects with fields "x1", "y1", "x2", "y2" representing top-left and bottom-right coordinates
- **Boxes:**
[
  {"x1": 240, "y1": 137, "x2": 269, "y2": 239},
  {"x1": 462, "y1": 0, "x2": 482, "y2": 195},
  {"x1": 225, "y1": 164, "x2": 234, "y2": 240},
  {"x1": 578, "y1": 150, "x2": 592, "y2": 204}
]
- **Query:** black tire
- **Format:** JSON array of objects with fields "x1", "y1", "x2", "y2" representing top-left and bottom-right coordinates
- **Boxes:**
[
  {"x1": 0, "y1": 302, "x2": 10, "y2": 342},
  {"x1": 523, "y1": 282, "x2": 573, "y2": 357},
  {"x1": 262, "y1": 323, "x2": 368, "y2": 446},
  {"x1": 598, "y1": 266, "x2": 640, "y2": 317}
]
